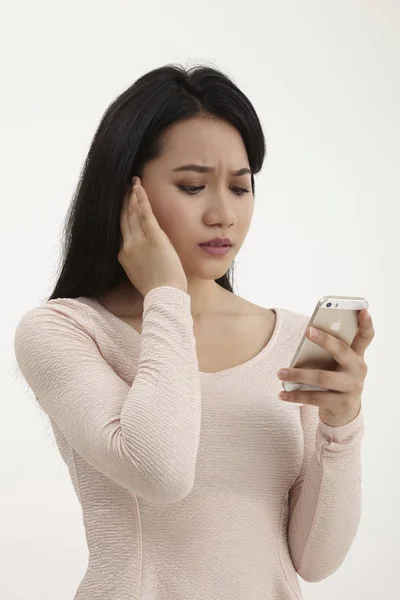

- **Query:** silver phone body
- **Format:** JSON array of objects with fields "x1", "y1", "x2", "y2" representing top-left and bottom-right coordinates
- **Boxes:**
[{"x1": 282, "y1": 295, "x2": 369, "y2": 393}]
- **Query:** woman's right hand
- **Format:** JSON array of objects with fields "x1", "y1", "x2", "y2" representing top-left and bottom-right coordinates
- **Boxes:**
[{"x1": 118, "y1": 176, "x2": 188, "y2": 298}]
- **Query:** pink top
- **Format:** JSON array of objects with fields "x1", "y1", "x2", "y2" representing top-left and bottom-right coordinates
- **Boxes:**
[{"x1": 14, "y1": 285, "x2": 365, "y2": 600}]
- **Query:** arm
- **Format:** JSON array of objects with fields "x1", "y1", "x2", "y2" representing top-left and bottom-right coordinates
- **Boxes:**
[
  {"x1": 287, "y1": 403, "x2": 365, "y2": 582},
  {"x1": 14, "y1": 286, "x2": 201, "y2": 504}
]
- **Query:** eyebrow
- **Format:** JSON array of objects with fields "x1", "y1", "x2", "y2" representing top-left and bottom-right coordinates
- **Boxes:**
[{"x1": 171, "y1": 164, "x2": 251, "y2": 177}]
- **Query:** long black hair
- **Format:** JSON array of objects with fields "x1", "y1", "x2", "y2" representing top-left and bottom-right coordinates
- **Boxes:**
[{"x1": 44, "y1": 63, "x2": 266, "y2": 303}]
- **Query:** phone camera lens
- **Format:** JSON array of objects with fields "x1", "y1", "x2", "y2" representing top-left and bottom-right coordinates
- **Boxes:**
[{"x1": 327, "y1": 302, "x2": 332, "y2": 307}]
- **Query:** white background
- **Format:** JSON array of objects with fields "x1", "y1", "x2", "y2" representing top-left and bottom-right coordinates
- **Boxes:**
[{"x1": 1, "y1": 0, "x2": 398, "y2": 598}]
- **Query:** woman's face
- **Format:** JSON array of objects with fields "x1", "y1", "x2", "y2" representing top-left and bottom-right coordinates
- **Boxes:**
[{"x1": 140, "y1": 116, "x2": 255, "y2": 279}]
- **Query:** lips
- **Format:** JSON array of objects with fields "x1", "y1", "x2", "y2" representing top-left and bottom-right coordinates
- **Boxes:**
[
  {"x1": 199, "y1": 237, "x2": 232, "y2": 246},
  {"x1": 199, "y1": 244, "x2": 232, "y2": 255}
]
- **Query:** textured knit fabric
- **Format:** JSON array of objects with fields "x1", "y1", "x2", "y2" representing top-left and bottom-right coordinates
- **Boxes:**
[{"x1": 14, "y1": 285, "x2": 365, "y2": 600}]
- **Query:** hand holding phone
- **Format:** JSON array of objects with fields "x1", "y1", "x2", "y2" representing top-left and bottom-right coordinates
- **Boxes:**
[{"x1": 282, "y1": 295, "x2": 369, "y2": 393}]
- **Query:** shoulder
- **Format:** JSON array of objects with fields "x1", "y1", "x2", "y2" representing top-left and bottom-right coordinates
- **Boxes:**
[
  {"x1": 230, "y1": 296, "x2": 274, "y2": 327},
  {"x1": 224, "y1": 296, "x2": 276, "y2": 341},
  {"x1": 14, "y1": 298, "x2": 98, "y2": 383},
  {"x1": 233, "y1": 294, "x2": 310, "y2": 337},
  {"x1": 223, "y1": 291, "x2": 268, "y2": 316},
  {"x1": 14, "y1": 297, "x2": 95, "y2": 343}
]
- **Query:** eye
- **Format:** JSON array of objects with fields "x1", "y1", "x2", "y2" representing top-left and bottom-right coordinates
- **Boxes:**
[{"x1": 177, "y1": 185, "x2": 250, "y2": 196}]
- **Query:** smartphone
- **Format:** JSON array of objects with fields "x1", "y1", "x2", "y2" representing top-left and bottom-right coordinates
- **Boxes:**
[{"x1": 282, "y1": 295, "x2": 369, "y2": 393}]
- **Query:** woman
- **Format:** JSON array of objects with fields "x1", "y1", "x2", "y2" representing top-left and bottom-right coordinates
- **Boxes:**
[{"x1": 14, "y1": 63, "x2": 368, "y2": 600}]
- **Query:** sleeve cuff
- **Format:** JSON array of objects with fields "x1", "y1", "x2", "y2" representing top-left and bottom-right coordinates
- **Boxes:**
[{"x1": 317, "y1": 406, "x2": 365, "y2": 445}]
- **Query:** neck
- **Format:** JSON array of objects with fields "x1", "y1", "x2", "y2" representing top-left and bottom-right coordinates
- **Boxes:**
[{"x1": 114, "y1": 280, "x2": 232, "y2": 318}]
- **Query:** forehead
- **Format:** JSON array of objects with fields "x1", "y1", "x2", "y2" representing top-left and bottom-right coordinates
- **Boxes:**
[{"x1": 159, "y1": 117, "x2": 249, "y2": 170}]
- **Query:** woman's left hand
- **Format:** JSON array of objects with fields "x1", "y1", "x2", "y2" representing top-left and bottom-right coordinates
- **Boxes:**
[{"x1": 277, "y1": 309, "x2": 375, "y2": 427}]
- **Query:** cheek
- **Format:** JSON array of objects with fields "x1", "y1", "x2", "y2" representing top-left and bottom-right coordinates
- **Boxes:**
[{"x1": 153, "y1": 199, "x2": 192, "y2": 236}]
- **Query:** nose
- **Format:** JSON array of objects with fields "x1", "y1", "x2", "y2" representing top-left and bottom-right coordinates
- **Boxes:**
[{"x1": 205, "y1": 193, "x2": 237, "y2": 227}]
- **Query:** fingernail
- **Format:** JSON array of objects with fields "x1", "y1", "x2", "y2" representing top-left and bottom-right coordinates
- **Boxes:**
[
  {"x1": 132, "y1": 176, "x2": 138, "y2": 186},
  {"x1": 308, "y1": 326, "x2": 318, "y2": 338},
  {"x1": 278, "y1": 369, "x2": 289, "y2": 378}
]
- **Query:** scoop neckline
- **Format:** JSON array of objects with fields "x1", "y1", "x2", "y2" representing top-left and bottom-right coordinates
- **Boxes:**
[{"x1": 82, "y1": 297, "x2": 282, "y2": 378}]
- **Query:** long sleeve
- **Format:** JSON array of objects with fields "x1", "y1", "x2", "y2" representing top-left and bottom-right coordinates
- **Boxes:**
[
  {"x1": 13, "y1": 286, "x2": 202, "y2": 505},
  {"x1": 287, "y1": 402, "x2": 365, "y2": 582}
]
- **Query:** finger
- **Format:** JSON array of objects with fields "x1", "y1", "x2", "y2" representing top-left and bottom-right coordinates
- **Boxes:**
[
  {"x1": 279, "y1": 366, "x2": 353, "y2": 393},
  {"x1": 133, "y1": 184, "x2": 161, "y2": 242},
  {"x1": 306, "y1": 326, "x2": 353, "y2": 369},
  {"x1": 350, "y1": 310, "x2": 375, "y2": 357},
  {"x1": 280, "y1": 389, "x2": 342, "y2": 409},
  {"x1": 120, "y1": 188, "x2": 132, "y2": 241},
  {"x1": 120, "y1": 186, "x2": 142, "y2": 242}
]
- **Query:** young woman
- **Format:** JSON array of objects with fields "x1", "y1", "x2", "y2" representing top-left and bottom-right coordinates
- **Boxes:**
[{"x1": 14, "y1": 63, "x2": 369, "y2": 600}]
